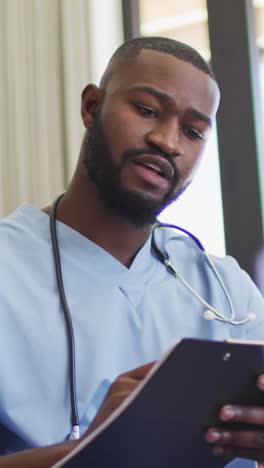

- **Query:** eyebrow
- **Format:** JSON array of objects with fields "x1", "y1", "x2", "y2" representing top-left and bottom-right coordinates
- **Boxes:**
[
  {"x1": 185, "y1": 107, "x2": 212, "y2": 127},
  {"x1": 129, "y1": 85, "x2": 212, "y2": 127}
]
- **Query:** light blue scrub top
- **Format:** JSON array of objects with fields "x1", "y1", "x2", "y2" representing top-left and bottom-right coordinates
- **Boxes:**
[{"x1": 0, "y1": 205, "x2": 263, "y2": 468}]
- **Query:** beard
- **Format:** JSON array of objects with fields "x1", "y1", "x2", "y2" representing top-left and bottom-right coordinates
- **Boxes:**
[{"x1": 83, "y1": 112, "x2": 183, "y2": 227}]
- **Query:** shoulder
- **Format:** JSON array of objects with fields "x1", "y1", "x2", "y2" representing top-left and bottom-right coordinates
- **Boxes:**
[
  {"x1": 0, "y1": 204, "x2": 47, "y2": 231},
  {"x1": 0, "y1": 204, "x2": 49, "y2": 247},
  {"x1": 0, "y1": 205, "x2": 52, "y2": 282}
]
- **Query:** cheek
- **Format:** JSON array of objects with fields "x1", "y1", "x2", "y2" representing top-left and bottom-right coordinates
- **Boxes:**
[
  {"x1": 178, "y1": 146, "x2": 204, "y2": 182},
  {"x1": 100, "y1": 106, "x2": 146, "y2": 154},
  {"x1": 99, "y1": 113, "x2": 129, "y2": 162}
]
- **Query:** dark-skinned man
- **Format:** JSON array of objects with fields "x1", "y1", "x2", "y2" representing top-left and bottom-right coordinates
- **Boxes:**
[{"x1": 0, "y1": 37, "x2": 263, "y2": 467}]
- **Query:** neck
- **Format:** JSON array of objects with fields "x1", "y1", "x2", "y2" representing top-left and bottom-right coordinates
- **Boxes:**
[{"x1": 47, "y1": 172, "x2": 153, "y2": 267}]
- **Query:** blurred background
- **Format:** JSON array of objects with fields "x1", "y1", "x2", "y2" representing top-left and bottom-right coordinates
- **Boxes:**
[{"x1": 0, "y1": 0, "x2": 263, "y2": 282}]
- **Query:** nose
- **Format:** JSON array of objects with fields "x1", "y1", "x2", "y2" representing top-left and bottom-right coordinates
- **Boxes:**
[{"x1": 146, "y1": 120, "x2": 183, "y2": 157}]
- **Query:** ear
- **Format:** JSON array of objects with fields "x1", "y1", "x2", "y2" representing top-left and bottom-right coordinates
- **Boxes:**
[{"x1": 81, "y1": 84, "x2": 104, "y2": 128}]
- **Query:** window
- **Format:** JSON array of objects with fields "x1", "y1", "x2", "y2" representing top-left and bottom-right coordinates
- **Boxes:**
[
  {"x1": 139, "y1": 0, "x2": 225, "y2": 255},
  {"x1": 254, "y1": 0, "x2": 264, "y2": 230}
]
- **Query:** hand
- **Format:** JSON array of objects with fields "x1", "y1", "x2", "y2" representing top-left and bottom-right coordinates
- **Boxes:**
[
  {"x1": 205, "y1": 374, "x2": 264, "y2": 462},
  {"x1": 84, "y1": 361, "x2": 155, "y2": 437},
  {"x1": 0, "y1": 441, "x2": 77, "y2": 468},
  {"x1": 0, "y1": 362, "x2": 154, "y2": 467}
]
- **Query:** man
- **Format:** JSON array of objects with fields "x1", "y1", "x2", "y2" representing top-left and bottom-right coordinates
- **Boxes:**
[{"x1": 0, "y1": 37, "x2": 264, "y2": 467}]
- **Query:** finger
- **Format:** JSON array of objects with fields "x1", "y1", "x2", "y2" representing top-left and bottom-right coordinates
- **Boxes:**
[
  {"x1": 106, "y1": 363, "x2": 157, "y2": 410},
  {"x1": 106, "y1": 363, "x2": 156, "y2": 407},
  {"x1": 109, "y1": 378, "x2": 139, "y2": 400},
  {"x1": 115, "y1": 376, "x2": 142, "y2": 387},
  {"x1": 87, "y1": 379, "x2": 139, "y2": 433},
  {"x1": 211, "y1": 444, "x2": 264, "y2": 462},
  {"x1": 219, "y1": 405, "x2": 264, "y2": 425},
  {"x1": 206, "y1": 428, "x2": 264, "y2": 449},
  {"x1": 122, "y1": 361, "x2": 156, "y2": 381}
]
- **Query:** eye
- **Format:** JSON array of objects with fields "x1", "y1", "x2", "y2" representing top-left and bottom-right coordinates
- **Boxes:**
[
  {"x1": 135, "y1": 104, "x2": 158, "y2": 119},
  {"x1": 183, "y1": 127, "x2": 205, "y2": 141}
]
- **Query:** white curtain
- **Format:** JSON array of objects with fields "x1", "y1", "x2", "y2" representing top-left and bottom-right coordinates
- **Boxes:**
[{"x1": 0, "y1": 0, "x2": 123, "y2": 217}]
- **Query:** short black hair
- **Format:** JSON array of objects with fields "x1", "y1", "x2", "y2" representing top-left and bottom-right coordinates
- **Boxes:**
[{"x1": 106, "y1": 36, "x2": 216, "y2": 82}]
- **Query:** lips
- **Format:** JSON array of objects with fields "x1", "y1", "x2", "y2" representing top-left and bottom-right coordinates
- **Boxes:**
[{"x1": 131, "y1": 154, "x2": 174, "y2": 180}]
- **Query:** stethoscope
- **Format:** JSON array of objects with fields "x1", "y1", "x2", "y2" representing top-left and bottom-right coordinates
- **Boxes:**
[{"x1": 49, "y1": 194, "x2": 256, "y2": 440}]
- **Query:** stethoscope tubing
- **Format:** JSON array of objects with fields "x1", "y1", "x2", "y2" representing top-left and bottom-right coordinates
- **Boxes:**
[
  {"x1": 50, "y1": 194, "x2": 80, "y2": 439},
  {"x1": 49, "y1": 197, "x2": 254, "y2": 440},
  {"x1": 152, "y1": 222, "x2": 206, "y2": 251},
  {"x1": 151, "y1": 222, "x2": 255, "y2": 325}
]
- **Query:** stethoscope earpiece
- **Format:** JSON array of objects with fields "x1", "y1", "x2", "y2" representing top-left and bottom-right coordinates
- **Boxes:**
[
  {"x1": 203, "y1": 310, "x2": 216, "y2": 321},
  {"x1": 203, "y1": 309, "x2": 256, "y2": 323},
  {"x1": 248, "y1": 312, "x2": 257, "y2": 322}
]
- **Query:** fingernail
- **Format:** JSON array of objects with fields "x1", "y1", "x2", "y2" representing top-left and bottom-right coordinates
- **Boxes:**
[
  {"x1": 206, "y1": 430, "x2": 221, "y2": 442},
  {"x1": 222, "y1": 431, "x2": 232, "y2": 441},
  {"x1": 220, "y1": 405, "x2": 236, "y2": 420},
  {"x1": 213, "y1": 446, "x2": 225, "y2": 456}
]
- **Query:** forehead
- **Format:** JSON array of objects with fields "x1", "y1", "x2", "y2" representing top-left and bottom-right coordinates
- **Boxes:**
[{"x1": 105, "y1": 49, "x2": 220, "y2": 117}]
